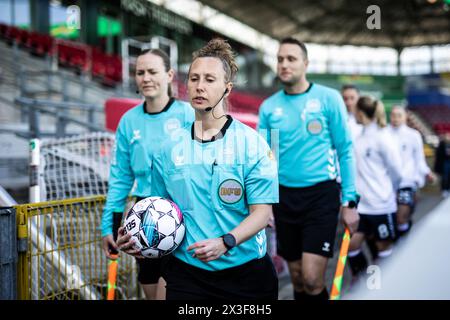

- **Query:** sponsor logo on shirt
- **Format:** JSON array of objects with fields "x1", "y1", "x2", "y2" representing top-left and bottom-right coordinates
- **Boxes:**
[
  {"x1": 174, "y1": 155, "x2": 185, "y2": 166},
  {"x1": 218, "y1": 179, "x2": 243, "y2": 204},
  {"x1": 273, "y1": 107, "x2": 283, "y2": 116},
  {"x1": 164, "y1": 118, "x2": 181, "y2": 133},
  {"x1": 305, "y1": 99, "x2": 321, "y2": 112},
  {"x1": 130, "y1": 130, "x2": 142, "y2": 144}
]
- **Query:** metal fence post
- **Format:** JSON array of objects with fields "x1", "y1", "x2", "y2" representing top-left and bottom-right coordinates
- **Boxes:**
[
  {"x1": 18, "y1": 67, "x2": 28, "y2": 122},
  {"x1": 0, "y1": 207, "x2": 18, "y2": 300},
  {"x1": 28, "y1": 101, "x2": 41, "y2": 139},
  {"x1": 62, "y1": 74, "x2": 68, "y2": 102},
  {"x1": 81, "y1": 75, "x2": 87, "y2": 102},
  {"x1": 55, "y1": 111, "x2": 67, "y2": 138}
]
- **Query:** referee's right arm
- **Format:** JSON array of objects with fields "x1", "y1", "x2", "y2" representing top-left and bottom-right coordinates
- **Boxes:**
[{"x1": 101, "y1": 121, "x2": 135, "y2": 238}]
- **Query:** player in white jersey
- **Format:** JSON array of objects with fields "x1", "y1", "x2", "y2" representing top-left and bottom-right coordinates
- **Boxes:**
[
  {"x1": 388, "y1": 106, "x2": 436, "y2": 238},
  {"x1": 341, "y1": 84, "x2": 363, "y2": 140},
  {"x1": 348, "y1": 96, "x2": 403, "y2": 277},
  {"x1": 341, "y1": 84, "x2": 383, "y2": 260}
]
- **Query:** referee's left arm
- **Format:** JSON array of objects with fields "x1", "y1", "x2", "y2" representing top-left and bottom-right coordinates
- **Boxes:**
[{"x1": 327, "y1": 90, "x2": 357, "y2": 204}]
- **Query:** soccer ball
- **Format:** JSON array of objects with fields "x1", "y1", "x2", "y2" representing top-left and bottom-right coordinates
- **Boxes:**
[{"x1": 123, "y1": 197, "x2": 185, "y2": 258}]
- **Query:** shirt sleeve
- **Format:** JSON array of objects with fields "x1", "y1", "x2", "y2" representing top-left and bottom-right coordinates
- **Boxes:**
[
  {"x1": 244, "y1": 134, "x2": 279, "y2": 205},
  {"x1": 101, "y1": 119, "x2": 135, "y2": 237},
  {"x1": 326, "y1": 90, "x2": 357, "y2": 203},
  {"x1": 257, "y1": 102, "x2": 271, "y2": 147}
]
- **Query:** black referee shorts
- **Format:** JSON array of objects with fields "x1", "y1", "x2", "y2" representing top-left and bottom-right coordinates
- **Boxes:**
[
  {"x1": 273, "y1": 180, "x2": 341, "y2": 261},
  {"x1": 136, "y1": 257, "x2": 167, "y2": 284},
  {"x1": 163, "y1": 254, "x2": 278, "y2": 300}
]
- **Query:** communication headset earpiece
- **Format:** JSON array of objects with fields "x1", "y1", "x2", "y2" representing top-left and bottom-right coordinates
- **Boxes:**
[{"x1": 205, "y1": 88, "x2": 229, "y2": 112}]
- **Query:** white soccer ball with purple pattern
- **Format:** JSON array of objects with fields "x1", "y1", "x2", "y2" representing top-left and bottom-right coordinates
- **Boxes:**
[{"x1": 123, "y1": 197, "x2": 185, "y2": 258}]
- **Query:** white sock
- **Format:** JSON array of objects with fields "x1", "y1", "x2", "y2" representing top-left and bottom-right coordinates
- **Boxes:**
[
  {"x1": 377, "y1": 248, "x2": 393, "y2": 258},
  {"x1": 348, "y1": 249, "x2": 362, "y2": 257}
]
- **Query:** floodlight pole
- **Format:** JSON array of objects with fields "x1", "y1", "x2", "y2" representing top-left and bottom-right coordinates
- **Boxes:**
[{"x1": 396, "y1": 46, "x2": 403, "y2": 76}]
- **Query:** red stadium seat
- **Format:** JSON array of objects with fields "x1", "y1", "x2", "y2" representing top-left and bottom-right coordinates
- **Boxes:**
[
  {"x1": 228, "y1": 111, "x2": 259, "y2": 129},
  {"x1": 103, "y1": 54, "x2": 122, "y2": 86},
  {"x1": 35, "y1": 34, "x2": 54, "y2": 56}
]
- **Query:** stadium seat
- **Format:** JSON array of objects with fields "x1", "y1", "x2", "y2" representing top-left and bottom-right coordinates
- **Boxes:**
[
  {"x1": 103, "y1": 54, "x2": 122, "y2": 86},
  {"x1": 35, "y1": 34, "x2": 54, "y2": 56},
  {"x1": 91, "y1": 49, "x2": 107, "y2": 79}
]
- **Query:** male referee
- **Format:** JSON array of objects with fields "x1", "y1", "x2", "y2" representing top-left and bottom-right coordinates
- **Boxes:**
[{"x1": 258, "y1": 37, "x2": 359, "y2": 301}]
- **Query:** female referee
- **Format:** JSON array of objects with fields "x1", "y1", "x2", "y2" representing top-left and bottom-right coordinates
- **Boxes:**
[
  {"x1": 100, "y1": 48, "x2": 194, "y2": 300},
  {"x1": 347, "y1": 96, "x2": 403, "y2": 277},
  {"x1": 117, "y1": 39, "x2": 279, "y2": 300}
]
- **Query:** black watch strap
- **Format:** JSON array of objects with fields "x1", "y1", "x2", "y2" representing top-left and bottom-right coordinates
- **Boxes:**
[{"x1": 221, "y1": 233, "x2": 237, "y2": 251}]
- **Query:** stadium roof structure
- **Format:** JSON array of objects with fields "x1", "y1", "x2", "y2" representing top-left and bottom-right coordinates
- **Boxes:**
[{"x1": 195, "y1": 0, "x2": 450, "y2": 49}]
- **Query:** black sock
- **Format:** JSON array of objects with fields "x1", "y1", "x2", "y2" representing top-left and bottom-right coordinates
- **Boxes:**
[
  {"x1": 294, "y1": 288, "x2": 329, "y2": 301},
  {"x1": 348, "y1": 251, "x2": 368, "y2": 276},
  {"x1": 366, "y1": 238, "x2": 378, "y2": 260}
]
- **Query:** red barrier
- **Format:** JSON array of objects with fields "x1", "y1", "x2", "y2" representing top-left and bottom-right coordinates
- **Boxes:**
[
  {"x1": 104, "y1": 97, "x2": 142, "y2": 132},
  {"x1": 104, "y1": 98, "x2": 259, "y2": 132}
]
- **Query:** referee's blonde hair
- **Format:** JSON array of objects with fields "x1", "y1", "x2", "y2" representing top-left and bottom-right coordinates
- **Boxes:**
[{"x1": 191, "y1": 38, "x2": 239, "y2": 84}]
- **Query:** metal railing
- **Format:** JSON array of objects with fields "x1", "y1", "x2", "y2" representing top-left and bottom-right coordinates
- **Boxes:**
[
  {"x1": 14, "y1": 97, "x2": 104, "y2": 138},
  {"x1": 15, "y1": 195, "x2": 141, "y2": 300}
]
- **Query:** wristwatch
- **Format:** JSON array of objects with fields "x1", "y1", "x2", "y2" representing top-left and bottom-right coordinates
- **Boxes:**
[
  {"x1": 342, "y1": 200, "x2": 357, "y2": 209},
  {"x1": 221, "y1": 233, "x2": 237, "y2": 252}
]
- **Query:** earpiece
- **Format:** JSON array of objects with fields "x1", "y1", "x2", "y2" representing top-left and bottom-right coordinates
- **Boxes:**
[{"x1": 205, "y1": 88, "x2": 229, "y2": 112}]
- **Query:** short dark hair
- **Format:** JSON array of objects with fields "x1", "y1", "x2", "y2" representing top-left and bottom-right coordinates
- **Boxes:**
[
  {"x1": 341, "y1": 84, "x2": 360, "y2": 93},
  {"x1": 280, "y1": 37, "x2": 308, "y2": 59}
]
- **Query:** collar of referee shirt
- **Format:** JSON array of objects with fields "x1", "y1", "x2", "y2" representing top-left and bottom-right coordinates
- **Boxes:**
[
  {"x1": 143, "y1": 97, "x2": 175, "y2": 115},
  {"x1": 283, "y1": 82, "x2": 313, "y2": 96},
  {"x1": 191, "y1": 115, "x2": 233, "y2": 143}
]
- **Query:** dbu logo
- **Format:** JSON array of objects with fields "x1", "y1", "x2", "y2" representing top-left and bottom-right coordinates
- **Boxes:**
[
  {"x1": 366, "y1": 265, "x2": 381, "y2": 290},
  {"x1": 366, "y1": 5, "x2": 381, "y2": 30},
  {"x1": 66, "y1": 5, "x2": 81, "y2": 30},
  {"x1": 67, "y1": 265, "x2": 82, "y2": 290}
]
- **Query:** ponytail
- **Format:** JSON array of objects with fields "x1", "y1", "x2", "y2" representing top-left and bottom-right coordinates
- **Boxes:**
[
  {"x1": 374, "y1": 100, "x2": 387, "y2": 128},
  {"x1": 357, "y1": 96, "x2": 387, "y2": 128}
]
